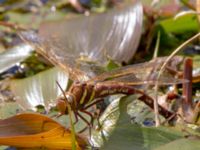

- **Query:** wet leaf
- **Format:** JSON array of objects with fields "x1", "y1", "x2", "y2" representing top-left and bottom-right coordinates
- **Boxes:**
[
  {"x1": 10, "y1": 67, "x2": 68, "y2": 110},
  {"x1": 98, "y1": 96, "x2": 184, "y2": 149},
  {"x1": 0, "y1": 101, "x2": 22, "y2": 119},
  {"x1": 0, "y1": 43, "x2": 33, "y2": 74},
  {"x1": 92, "y1": 94, "x2": 200, "y2": 150},
  {"x1": 0, "y1": 113, "x2": 87, "y2": 149},
  {"x1": 102, "y1": 124, "x2": 186, "y2": 150},
  {"x1": 91, "y1": 95, "x2": 138, "y2": 147},
  {"x1": 91, "y1": 94, "x2": 200, "y2": 150}
]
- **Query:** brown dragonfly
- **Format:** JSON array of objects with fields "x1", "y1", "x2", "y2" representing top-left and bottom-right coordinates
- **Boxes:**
[
  {"x1": 17, "y1": 43, "x2": 186, "y2": 126},
  {"x1": 21, "y1": 31, "x2": 185, "y2": 125},
  {"x1": 18, "y1": 2, "x2": 185, "y2": 125}
]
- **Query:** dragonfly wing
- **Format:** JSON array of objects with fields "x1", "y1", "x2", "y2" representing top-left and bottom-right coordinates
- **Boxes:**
[
  {"x1": 89, "y1": 56, "x2": 184, "y2": 84},
  {"x1": 19, "y1": 31, "x2": 90, "y2": 81},
  {"x1": 37, "y1": 1, "x2": 143, "y2": 64},
  {"x1": 93, "y1": 75, "x2": 187, "y2": 93},
  {"x1": 88, "y1": 61, "x2": 158, "y2": 83},
  {"x1": 94, "y1": 71, "x2": 187, "y2": 86},
  {"x1": 18, "y1": 1, "x2": 143, "y2": 82}
]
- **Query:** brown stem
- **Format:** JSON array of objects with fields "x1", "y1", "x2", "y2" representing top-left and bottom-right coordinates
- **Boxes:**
[
  {"x1": 182, "y1": 58, "x2": 193, "y2": 108},
  {"x1": 182, "y1": 57, "x2": 194, "y2": 122}
]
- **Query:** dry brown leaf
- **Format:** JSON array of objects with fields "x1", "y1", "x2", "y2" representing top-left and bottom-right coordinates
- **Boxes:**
[{"x1": 0, "y1": 113, "x2": 87, "y2": 149}]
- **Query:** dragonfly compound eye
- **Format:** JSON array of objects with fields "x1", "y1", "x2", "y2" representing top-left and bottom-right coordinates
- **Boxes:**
[{"x1": 56, "y1": 98, "x2": 67, "y2": 114}]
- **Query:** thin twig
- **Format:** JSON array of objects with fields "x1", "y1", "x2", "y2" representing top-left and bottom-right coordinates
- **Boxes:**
[
  {"x1": 159, "y1": 32, "x2": 200, "y2": 77},
  {"x1": 56, "y1": 81, "x2": 77, "y2": 150},
  {"x1": 180, "y1": 0, "x2": 196, "y2": 10},
  {"x1": 153, "y1": 31, "x2": 160, "y2": 59}
]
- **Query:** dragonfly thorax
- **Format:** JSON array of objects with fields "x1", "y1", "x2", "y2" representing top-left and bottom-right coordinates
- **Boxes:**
[
  {"x1": 56, "y1": 92, "x2": 77, "y2": 114},
  {"x1": 56, "y1": 82, "x2": 86, "y2": 114}
]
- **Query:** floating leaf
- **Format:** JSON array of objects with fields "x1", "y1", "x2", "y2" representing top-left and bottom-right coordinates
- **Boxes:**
[
  {"x1": 0, "y1": 43, "x2": 33, "y2": 74},
  {"x1": 0, "y1": 113, "x2": 87, "y2": 149},
  {"x1": 0, "y1": 101, "x2": 22, "y2": 119},
  {"x1": 97, "y1": 96, "x2": 183, "y2": 149},
  {"x1": 92, "y1": 95, "x2": 200, "y2": 150},
  {"x1": 10, "y1": 67, "x2": 68, "y2": 110},
  {"x1": 102, "y1": 124, "x2": 186, "y2": 150},
  {"x1": 91, "y1": 95, "x2": 138, "y2": 147}
]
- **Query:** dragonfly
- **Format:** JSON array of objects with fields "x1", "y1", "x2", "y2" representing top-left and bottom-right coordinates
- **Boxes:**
[
  {"x1": 18, "y1": 1, "x2": 185, "y2": 125},
  {"x1": 54, "y1": 57, "x2": 184, "y2": 124},
  {"x1": 21, "y1": 32, "x2": 185, "y2": 125}
]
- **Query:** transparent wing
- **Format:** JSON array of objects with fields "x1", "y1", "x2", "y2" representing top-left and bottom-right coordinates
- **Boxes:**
[
  {"x1": 88, "y1": 56, "x2": 185, "y2": 86},
  {"x1": 19, "y1": 0, "x2": 143, "y2": 81}
]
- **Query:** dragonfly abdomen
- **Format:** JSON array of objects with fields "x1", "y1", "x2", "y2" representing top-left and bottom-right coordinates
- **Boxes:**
[
  {"x1": 92, "y1": 83, "x2": 174, "y2": 119},
  {"x1": 93, "y1": 83, "x2": 138, "y2": 97}
]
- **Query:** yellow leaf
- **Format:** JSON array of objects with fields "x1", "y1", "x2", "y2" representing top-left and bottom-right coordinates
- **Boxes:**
[{"x1": 0, "y1": 113, "x2": 87, "y2": 149}]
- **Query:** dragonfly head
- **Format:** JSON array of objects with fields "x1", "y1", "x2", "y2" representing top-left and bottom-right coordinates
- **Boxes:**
[{"x1": 56, "y1": 93, "x2": 76, "y2": 114}]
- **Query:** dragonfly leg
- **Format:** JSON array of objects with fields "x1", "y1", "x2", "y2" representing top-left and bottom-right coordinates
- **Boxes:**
[
  {"x1": 83, "y1": 98, "x2": 105, "y2": 110},
  {"x1": 77, "y1": 111, "x2": 91, "y2": 127},
  {"x1": 76, "y1": 112, "x2": 93, "y2": 136},
  {"x1": 73, "y1": 112, "x2": 79, "y2": 125},
  {"x1": 80, "y1": 109, "x2": 94, "y2": 127},
  {"x1": 82, "y1": 99, "x2": 108, "y2": 133}
]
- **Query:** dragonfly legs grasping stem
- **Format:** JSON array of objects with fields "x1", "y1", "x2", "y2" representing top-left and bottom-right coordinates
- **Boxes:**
[
  {"x1": 76, "y1": 111, "x2": 93, "y2": 136},
  {"x1": 73, "y1": 112, "x2": 79, "y2": 125},
  {"x1": 83, "y1": 98, "x2": 107, "y2": 129},
  {"x1": 80, "y1": 109, "x2": 94, "y2": 126}
]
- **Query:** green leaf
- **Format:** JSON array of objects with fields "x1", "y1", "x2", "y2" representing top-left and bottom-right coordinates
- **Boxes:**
[
  {"x1": 96, "y1": 95, "x2": 200, "y2": 150},
  {"x1": 105, "y1": 59, "x2": 120, "y2": 71},
  {"x1": 155, "y1": 138, "x2": 200, "y2": 150},
  {"x1": 102, "y1": 124, "x2": 183, "y2": 150},
  {"x1": 91, "y1": 95, "x2": 148, "y2": 147},
  {"x1": 159, "y1": 14, "x2": 199, "y2": 34},
  {"x1": 91, "y1": 95, "x2": 192, "y2": 150}
]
